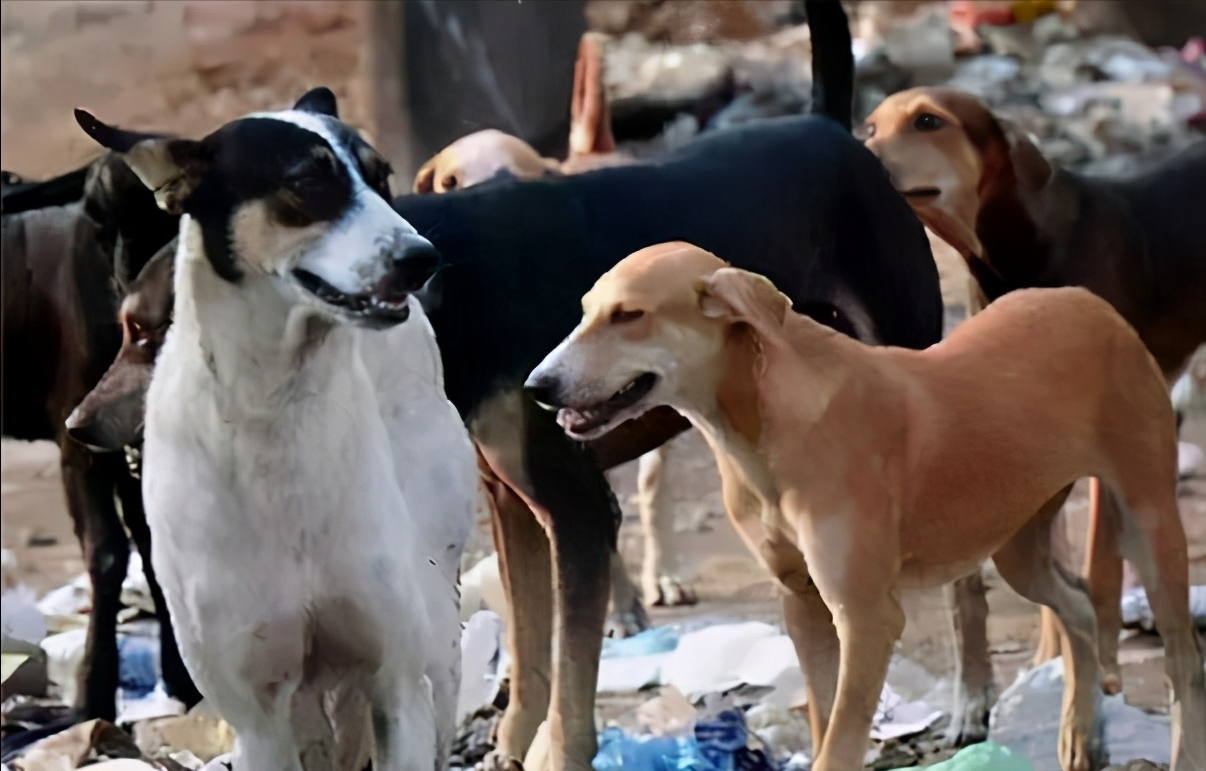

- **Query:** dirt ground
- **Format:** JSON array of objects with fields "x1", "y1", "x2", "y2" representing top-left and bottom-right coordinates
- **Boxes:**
[{"x1": 6, "y1": 401, "x2": 1206, "y2": 720}]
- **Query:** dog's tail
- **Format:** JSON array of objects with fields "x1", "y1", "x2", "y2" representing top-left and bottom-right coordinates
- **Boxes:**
[{"x1": 803, "y1": 0, "x2": 854, "y2": 132}]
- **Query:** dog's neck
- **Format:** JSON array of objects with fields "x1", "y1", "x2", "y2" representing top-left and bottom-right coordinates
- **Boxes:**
[
  {"x1": 676, "y1": 323, "x2": 846, "y2": 511},
  {"x1": 171, "y1": 217, "x2": 347, "y2": 412}
]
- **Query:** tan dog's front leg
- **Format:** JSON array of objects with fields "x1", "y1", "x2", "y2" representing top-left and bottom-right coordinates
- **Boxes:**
[
  {"x1": 945, "y1": 570, "x2": 994, "y2": 745},
  {"x1": 796, "y1": 509, "x2": 905, "y2": 771},
  {"x1": 781, "y1": 582, "x2": 840, "y2": 751},
  {"x1": 818, "y1": 596, "x2": 905, "y2": 770}
]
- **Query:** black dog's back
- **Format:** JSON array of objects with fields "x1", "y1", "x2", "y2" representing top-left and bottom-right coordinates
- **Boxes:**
[{"x1": 397, "y1": 115, "x2": 940, "y2": 415}]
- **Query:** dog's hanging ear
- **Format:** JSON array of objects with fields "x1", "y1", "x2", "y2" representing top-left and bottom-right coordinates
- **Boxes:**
[
  {"x1": 696, "y1": 268, "x2": 791, "y2": 333},
  {"x1": 74, "y1": 109, "x2": 208, "y2": 216},
  {"x1": 1001, "y1": 122, "x2": 1053, "y2": 191},
  {"x1": 293, "y1": 87, "x2": 339, "y2": 119}
]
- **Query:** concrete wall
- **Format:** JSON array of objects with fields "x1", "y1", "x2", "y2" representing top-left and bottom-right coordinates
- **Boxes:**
[{"x1": 1, "y1": 0, "x2": 373, "y2": 179}]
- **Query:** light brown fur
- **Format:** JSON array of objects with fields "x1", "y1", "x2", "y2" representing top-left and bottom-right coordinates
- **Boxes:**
[{"x1": 530, "y1": 242, "x2": 1206, "y2": 771}]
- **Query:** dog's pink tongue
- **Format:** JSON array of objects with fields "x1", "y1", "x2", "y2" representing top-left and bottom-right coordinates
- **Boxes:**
[{"x1": 557, "y1": 407, "x2": 597, "y2": 435}]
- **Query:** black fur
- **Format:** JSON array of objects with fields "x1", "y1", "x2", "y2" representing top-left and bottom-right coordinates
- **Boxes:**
[{"x1": 398, "y1": 115, "x2": 941, "y2": 418}]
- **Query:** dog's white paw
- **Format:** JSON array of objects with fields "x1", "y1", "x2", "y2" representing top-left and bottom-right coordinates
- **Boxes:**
[
  {"x1": 481, "y1": 749, "x2": 525, "y2": 771},
  {"x1": 943, "y1": 683, "x2": 993, "y2": 747},
  {"x1": 646, "y1": 575, "x2": 699, "y2": 607}
]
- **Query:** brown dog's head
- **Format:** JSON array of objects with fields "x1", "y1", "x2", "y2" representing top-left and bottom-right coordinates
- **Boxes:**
[
  {"x1": 862, "y1": 87, "x2": 1051, "y2": 259},
  {"x1": 525, "y1": 242, "x2": 788, "y2": 440},
  {"x1": 412, "y1": 129, "x2": 562, "y2": 194},
  {"x1": 65, "y1": 241, "x2": 176, "y2": 452},
  {"x1": 413, "y1": 32, "x2": 623, "y2": 194}
]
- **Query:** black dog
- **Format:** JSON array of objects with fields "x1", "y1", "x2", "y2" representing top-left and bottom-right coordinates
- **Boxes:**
[{"x1": 1, "y1": 157, "x2": 197, "y2": 722}]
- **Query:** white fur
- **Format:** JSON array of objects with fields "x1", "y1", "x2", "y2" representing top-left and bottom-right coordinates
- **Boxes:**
[{"x1": 144, "y1": 150, "x2": 475, "y2": 770}]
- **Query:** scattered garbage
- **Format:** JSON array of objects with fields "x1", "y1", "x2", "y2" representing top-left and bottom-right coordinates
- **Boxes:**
[
  {"x1": 990, "y1": 658, "x2": 1172, "y2": 771},
  {"x1": 1121, "y1": 585, "x2": 1206, "y2": 630},
  {"x1": 594, "y1": 707, "x2": 775, "y2": 771}
]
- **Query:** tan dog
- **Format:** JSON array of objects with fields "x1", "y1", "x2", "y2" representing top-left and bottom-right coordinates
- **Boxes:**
[
  {"x1": 412, "y1": 32, "x2": 633, "y2": 195},
  {"x1": 863, "y1": 86, "x2": 1206, "y2": 687},
  {"x1": 527, "y1": 242, "x2": 1206, "y2": 771}
]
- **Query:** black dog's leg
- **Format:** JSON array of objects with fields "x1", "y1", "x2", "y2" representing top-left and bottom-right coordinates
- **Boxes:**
[
  {"x1": 519, "y1": 397, "x2": 615, "y2": 770},
  {"x1": 472, "y1": 391, "x2": 615, "y2": 770},
  {"x1": 115, "y1": 469, "x2": 202, "y2": 708},
  {"x1": 60, "y1": 444, "x2": 126, "y2": 721}
]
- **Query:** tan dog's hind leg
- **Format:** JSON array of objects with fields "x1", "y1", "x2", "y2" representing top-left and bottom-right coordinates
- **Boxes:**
[
  {"x1": 1108, "y1": 482, "x2": 1206, "y2": 771},
  {"x1": 945, "y1": 571, "x2": 994, "y2": 745},
  {"x1": 1084, "y1": 478, "x2": 1124, "y2": 695},
  {"x1": 993, "y1": 487, "x2": 1105, "y2": 771},
  {"x1": 1033, "y1": 479, "x2": 1125, "y2": 696},
  {"x1": 780, "y1": 577, "x2": 840, "y2": 752}
]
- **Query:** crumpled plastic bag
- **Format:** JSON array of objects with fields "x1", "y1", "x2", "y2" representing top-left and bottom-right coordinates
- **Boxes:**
[{"x1": 889, "y1": 740, "x2": 1033, "y2": 771}]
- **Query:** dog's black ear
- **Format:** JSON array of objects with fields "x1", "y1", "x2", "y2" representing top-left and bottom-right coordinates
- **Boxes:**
[
  {"x1": 293, "y1": 87, "x2": 339, "y2": 118},
  {"x1": 74, "y1": 109, "x2": 208, "y2": 216}
]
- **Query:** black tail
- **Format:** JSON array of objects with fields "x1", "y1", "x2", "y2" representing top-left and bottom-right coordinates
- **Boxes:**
[
  {"x1": 0, "y1": 162, "x2": 91, "y2": 215},
  {"x1": 803, "y1": 0, "x2": 854, "y2": 132}
]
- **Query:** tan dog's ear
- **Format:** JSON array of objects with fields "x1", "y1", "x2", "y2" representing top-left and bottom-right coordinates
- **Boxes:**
[
  {"x1": 696, "y1": 268, "x2": 790, "y2": 333},
  {"x1": 413, "y1": 159, "x2": 438, "y2": 194},
  {"x1": 1002, "y1": 122, "x2": 1053, "y2": 191}
]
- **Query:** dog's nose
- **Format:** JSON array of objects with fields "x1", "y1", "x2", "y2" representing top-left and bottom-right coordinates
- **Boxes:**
[
  {"x1": 523, "y1": 374, "x2": 565, "y2": 410},
  {"x1": 377, "y1": 240, "x2": 441, "y2": 304}
]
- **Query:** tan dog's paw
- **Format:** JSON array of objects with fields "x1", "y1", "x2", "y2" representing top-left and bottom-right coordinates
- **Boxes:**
[
  {"x1": 649, "y1": 575, "x2": 699, "y2": 607},
  {"x1": 1058, "y1": 714, "x2": 1106, "y2": 771},
  {"x1": 481, "y1": 750, "x2": 525, "y2": 771}
]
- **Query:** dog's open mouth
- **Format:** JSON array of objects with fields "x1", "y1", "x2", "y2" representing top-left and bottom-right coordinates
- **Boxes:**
[
  {"x1": 901, "y1": 187, "x2": 941, "y2": 204},
  {"x1": 557, "y1": 373, "x2": 658, "y2": 437},
  {"x1": 292, "y1": 269, "x2": 410, "y2": 323}
]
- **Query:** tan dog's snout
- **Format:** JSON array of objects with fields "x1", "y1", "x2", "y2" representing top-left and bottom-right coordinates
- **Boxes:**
[{"x1": 528, "y1": 242, "x2": 766, "y2": 442}]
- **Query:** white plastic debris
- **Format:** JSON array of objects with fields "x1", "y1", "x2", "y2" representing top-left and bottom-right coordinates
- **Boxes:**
[
  {"x1": 1121, "y1": 585, "x2": 1206, "y2": 630},
  {"x1": 2, "y1": 583, "x2": 47, "y2": 644},
  {"x1": 661, "y1": 621, "x2": 780, "y2": 700},
  {"x1": 456, "y1": 609, "x2": 505, "y2": 724},
  {"x1": 40, "y1": 627, "x2": 88, "y2": 705},
  {"x1": 459, "y1": 552, "x2": 506, "y2": 622},
  {"x1": 1178, "y1": 442, "x2": 1204, "y2": 479},
  {"x1": 871, "y1": 683, "x2": 943, "y2": 741}
]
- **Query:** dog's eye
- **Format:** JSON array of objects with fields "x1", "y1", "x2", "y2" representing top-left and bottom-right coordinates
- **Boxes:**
[
  {"x1": 913, "y1": 113, "x2": 945, "y2": 132},
  {"x1": 610, "y1": 308, "x2": 645, "y2": 324},
  {"x1": 858, "y1": 122, "x2": 876, "y2": 140},
  {"x1": 440, "y1": 175, "x2": 459, "y2": 192}
]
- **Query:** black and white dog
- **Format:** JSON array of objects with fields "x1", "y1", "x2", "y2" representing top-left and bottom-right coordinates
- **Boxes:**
[{"x1": 76, "y1": 91, "x2": 478, "y2": 770}]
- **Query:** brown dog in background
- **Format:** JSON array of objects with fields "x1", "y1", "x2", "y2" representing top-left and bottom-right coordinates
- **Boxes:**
[
  {"x1": 863, "y1": 86, "x2": 1206, "y2": 690},
  {"x1": 527, "y1": 242, "x2": 1206, "y2": 771}
]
